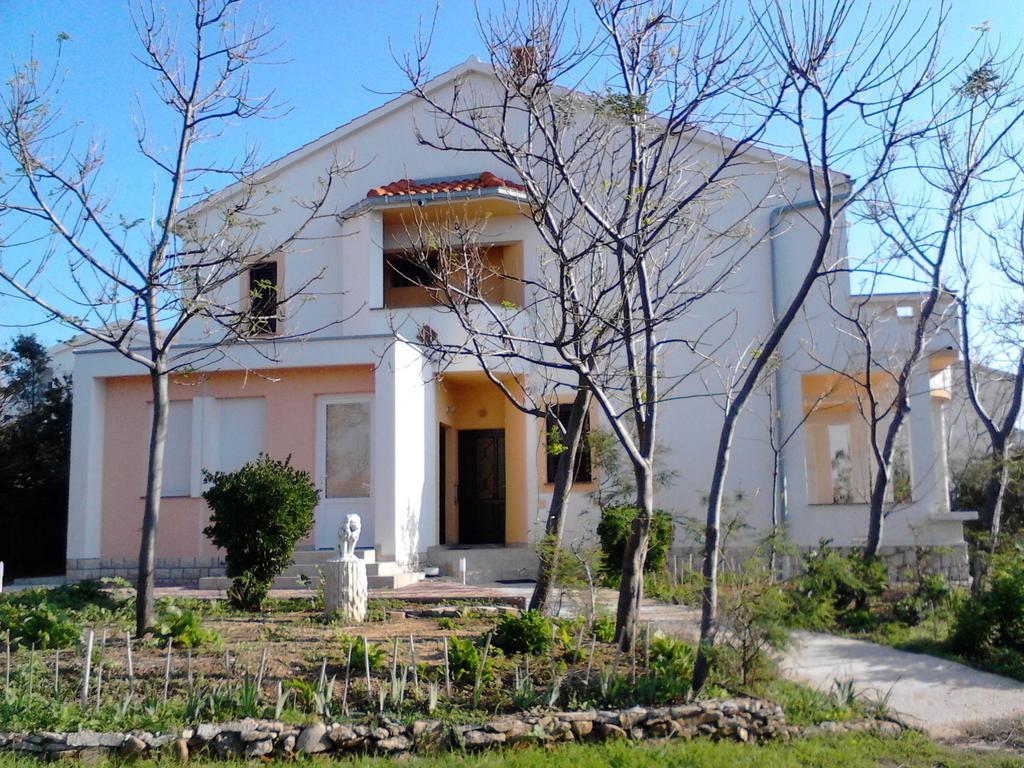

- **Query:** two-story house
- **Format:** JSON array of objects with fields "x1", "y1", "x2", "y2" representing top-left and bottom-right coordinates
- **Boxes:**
[{"x1": 63, "y1": 58, "x2": 972, "y2": 588}]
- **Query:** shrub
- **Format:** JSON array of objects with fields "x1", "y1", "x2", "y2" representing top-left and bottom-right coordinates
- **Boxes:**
[
  {"x1": 152, "y1": 603, "x2": 219, "y2": 648},
  {"x1": 493, "y1": 610, "x2": 552, "y2": 656},
  {"x1": 717, "y1": 561, "x2": 792, "y2": 686},
  {"x1": 648, "y1": 631, "x2": 695, "y2": 677},
  {"x1": 202, "y1": 454, "x2": 319, "y2": 611},
  {"x1": 597, "y1": 506, "x2": 674, "y2": 575},
  {"x1": 950, "y1": 554, "x2": 1024, "y2": 657},
  {"x1": 788, "y1": 540, "x2": 887, "y2": 628}
]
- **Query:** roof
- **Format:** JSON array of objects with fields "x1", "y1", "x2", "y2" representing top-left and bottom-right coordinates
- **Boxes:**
[{"x1": 366, "y1": 172, "x2": 525, "y2": 199}]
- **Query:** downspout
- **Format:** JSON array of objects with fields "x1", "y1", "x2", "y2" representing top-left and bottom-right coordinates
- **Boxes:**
[{"x1": 767, "y1": 186, "x2": 852, "y2": 533}]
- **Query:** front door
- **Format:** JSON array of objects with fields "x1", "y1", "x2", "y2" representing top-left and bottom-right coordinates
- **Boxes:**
[
  {"x1": 457, "y1": 429, "x2": 506, "y2": 545},
  {"x1": 314, "y1": 395, "x2": 374, "y2": 550}
]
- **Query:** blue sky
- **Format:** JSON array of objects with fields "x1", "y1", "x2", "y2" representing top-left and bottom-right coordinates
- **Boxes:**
[{"x1": 0, "y1": 0, "x2": 1018, "y2": 349}]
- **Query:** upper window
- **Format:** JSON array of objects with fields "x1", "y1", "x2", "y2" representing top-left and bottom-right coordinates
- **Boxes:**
[
  {"x1": 545, "y1": 403, "x2": 592, "y2": 484},
  {"x1": 248, "y1": 262, "x2": 279, "y2": 335},
  {"x1": 382, "y1": 244, "x2": 524, "y2": 309}
]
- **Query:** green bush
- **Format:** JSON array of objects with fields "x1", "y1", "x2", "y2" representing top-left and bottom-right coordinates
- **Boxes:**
[
  {"x1": 950, "y1": 555, "x2": 1024, "y2": 657},
  {"x1": 202, "y1": 454, "x2": 319, "y2": 611},
  {"x1": 787, "y1": 540, "x2": 888, "y2": 629},
  {"x1": 493, "y1": 610, "x2": 552, "y2": 656},
  {"x1": 152, "y1": 603, "x2": 220, "y2": 648},
  {"x1": 597, "y1": 506, "x2": 674, "y2": 575}
]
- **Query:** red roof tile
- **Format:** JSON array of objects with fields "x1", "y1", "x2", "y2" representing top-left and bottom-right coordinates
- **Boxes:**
[{"x1": 366, "y1": 171, "x2": 525, "y2": 199}]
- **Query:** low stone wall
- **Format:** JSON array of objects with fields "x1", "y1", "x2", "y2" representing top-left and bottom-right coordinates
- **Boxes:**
[
  {"x1": 65, "y1": 557, "x2": 225, "y2": 585},
  {"x1": 0, "y1": 699, "x2": 804, "y2": 760}
]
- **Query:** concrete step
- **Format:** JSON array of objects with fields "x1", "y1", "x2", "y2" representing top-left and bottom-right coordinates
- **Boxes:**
[
  {"x1": 196, "y1": 569, "x2": 425, "y2": 592},
  {"x1": 280, "y1": 560, "x2": 402, "y2": 579},
  {"x1": 291, "y1": 548, "x2": 376, "y2": 565}
]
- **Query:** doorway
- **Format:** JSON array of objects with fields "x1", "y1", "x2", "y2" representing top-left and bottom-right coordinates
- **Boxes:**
[{"x1": 457, "y1": 429, "x2": 506, "y2": 544}]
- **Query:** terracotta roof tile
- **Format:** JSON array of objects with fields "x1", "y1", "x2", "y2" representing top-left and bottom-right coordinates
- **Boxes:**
[{"x1": 366, "y1": 171, "x2": 525, "y2": 199}]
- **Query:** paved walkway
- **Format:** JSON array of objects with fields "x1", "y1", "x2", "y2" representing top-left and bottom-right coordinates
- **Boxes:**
[{"x1": 485, "y1": 583, "x2": 1024, "y2": 738}]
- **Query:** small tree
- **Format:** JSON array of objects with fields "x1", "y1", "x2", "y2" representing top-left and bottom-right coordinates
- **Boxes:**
[{"x1": 202, "y1": 454, "x2": 318, "y2": 611}]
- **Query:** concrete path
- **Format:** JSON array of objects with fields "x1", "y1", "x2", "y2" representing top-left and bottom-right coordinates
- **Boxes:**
[
  {"x1": 780, "y1": 630, "x2": 1024, "y2": 737},
  {"x1": 484, "y1": 582, "x2": 1024, "y2": 738}
]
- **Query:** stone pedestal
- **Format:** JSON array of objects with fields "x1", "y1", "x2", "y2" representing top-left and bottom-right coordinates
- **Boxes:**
[{"x1": 323, "y1": 558, "x2": 368, "y2": 623}]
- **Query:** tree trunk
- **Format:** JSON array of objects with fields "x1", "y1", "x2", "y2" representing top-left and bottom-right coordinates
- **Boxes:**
[
  {"x1": 972, "y1": 441, "x2": 1010, "y2": 595},
  {"x1": 614, "y1": 462, "x2": 654, "y2": 651},
  {"x1": 135, "y1": 367, "x2": 169, "y2": 637},
  {"x1": 863, "y1": 462, "x2": 890, "y2": 559},
  {"x1": 530, "y1": 384, "x2": 593, "y2": 614},
  {"x1": 690, "y1": 411, "x2": 735, "y2": 693}
]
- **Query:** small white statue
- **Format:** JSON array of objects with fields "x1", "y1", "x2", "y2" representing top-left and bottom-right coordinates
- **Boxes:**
[{"x1": 338, "y1": 513, "x2": 361, "y2": 560}]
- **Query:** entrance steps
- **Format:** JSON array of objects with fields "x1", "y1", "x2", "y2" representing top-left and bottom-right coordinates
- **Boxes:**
[
  {"x1": 196, "y1": 548, "x2": 424, "y2": 591},
  {"x1": 426, "y1": 545, "x2": 538, "y2": 583}
]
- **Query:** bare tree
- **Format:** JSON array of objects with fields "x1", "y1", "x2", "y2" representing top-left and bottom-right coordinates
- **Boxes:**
[
  {"x1": 953, "y1": 78, "x2": 1024, "y2": 591},
  {"x1": 400, "y1": 0, "x2": 786, "y2": 647},
  {"x1": 690, "y1": 0, "x2": 957, "y2": 692},
  {"x1": 832, "y1": 49, "x2": 1024, "y2": 564},
  {"x1": 0, "y1": 1, "x2": 349, "y2": 634}
]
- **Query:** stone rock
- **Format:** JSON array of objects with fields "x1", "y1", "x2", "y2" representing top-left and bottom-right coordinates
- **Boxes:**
[
  {"x1": 172, "y1": 737, "x2": 189, "y2": 763},
  {"x1": 619, "y1": 707, "x2": 647, "y2": 730},
  {"x1": 281, "y1": 735, "x2": 296, "y2": 753},
  {"x1": 119, "y1": 735, "x2": 147, "y2": 756},
  {"x1": 328, "y1": 724, "x2": 357, "y2": 744},
  {"x1": 296, "y1": 723, "x2": 331, "y2": 754},
  {"x1": 243, "y1": 739, "x2": 274, "y2": 758},
  {"x1": 570, "y1": 720, "x2": 594, "y2": 739},
  {"x1": 463, "y1": 730, "x2": 506, "y2": 749},
  {"x1": 597, "y1": 723, "x2": 626, "y2": 741},
  {"x1": 323, "y1": 557, "x2": 368, "y2": 623},
  {"x1": 376, "y1": 735, "x2": 413, "y2": 753}
]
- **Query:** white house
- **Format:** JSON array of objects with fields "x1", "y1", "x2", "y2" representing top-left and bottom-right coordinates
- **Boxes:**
[{"x1": 64, "y1": 58, "x2": 971, "y2": 587}]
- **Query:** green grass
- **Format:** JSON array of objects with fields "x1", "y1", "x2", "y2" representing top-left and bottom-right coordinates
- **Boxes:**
[{"x1": 0, "y1": 732, "x2": 1017, "y2": 768}]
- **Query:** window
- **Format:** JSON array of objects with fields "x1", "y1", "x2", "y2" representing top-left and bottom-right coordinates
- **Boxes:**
[
  {"x1": 828, "y1": 423, "x2": 853, "y2": 503},
  {"x1": 248, "y1": 262, "x2": 279, "y2": 335},
  {"x1": 217, "y1": 398, "x2": 265, "y2": 472},
  {"x1": 387, "y1": 253, "x2": 437, "y2": 289},
  {"x1": 545, "y1": 403, "x2": 592, "y2": 483},
  {"x1": 325, "y1": 401, "x2": 371, "y2": 498},
  {"x1": 163, "y1": 401, "x2": 193, "y2": 497}
]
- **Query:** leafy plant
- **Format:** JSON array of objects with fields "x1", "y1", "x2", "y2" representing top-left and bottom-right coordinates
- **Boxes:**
[
  {"x1": 591, "y1": 614, "x2": 616, "y2": 644},
  {"x1": 0, "y1": 602, "x2": 80, "y2": 650},
  {"x1": 202, "y1": 454, "x2": 319, "y2": 611},
  {"x1": 493, "y1": 610, "x2": 552, "y2": 656},
  {"x1": 339, "y1": 635, "x2": 387, "y2": 673},
  {"x1": 597, "y1": 506, "x2": 674, "y2": 575},
  {"x1": 446, "y1": 634, "x2": 500, "y2": 685},
  {"x1": 152, "y1": 603, "x2": 219, "y2": 648}
]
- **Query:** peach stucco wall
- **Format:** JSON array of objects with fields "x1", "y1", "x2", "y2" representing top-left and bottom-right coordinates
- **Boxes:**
[{"x1": 100, "y1": 366, "x2": 374, "y2": 561}]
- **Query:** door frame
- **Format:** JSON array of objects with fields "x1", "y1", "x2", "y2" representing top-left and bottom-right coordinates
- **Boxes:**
[
  {"x1": 314, "y1": 393, "x2": 374, "y2": 550},
  {"x1": 457, "y1": 428, "x2": 506, "y2": 545}
]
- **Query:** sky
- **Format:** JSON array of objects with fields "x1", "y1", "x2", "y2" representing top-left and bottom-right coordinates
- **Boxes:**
[{"x1": 0, "y1": 0, "x2": 1021, "y2": 350}]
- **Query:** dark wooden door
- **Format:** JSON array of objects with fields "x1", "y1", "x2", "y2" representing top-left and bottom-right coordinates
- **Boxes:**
[{"x1": 457, "y1": 429, "x2": 506, "y2": 544}]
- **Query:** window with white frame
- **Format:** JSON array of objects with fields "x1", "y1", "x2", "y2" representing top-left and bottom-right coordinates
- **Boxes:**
[
  {"x1": 216, "y1": 397, "x2": 265, "y2": 472},
  {"x1": 162, "y1": 401, "x2": 193, "y2": 497}
]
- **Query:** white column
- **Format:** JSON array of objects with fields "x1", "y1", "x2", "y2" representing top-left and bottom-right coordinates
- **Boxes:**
[
  {"x1": 371, "y1": 339, "x2": 434, "y2": 568},
  {"x1": 66, "y1": 368, "x2": 106, "y2": 561},
  {"x1": 372, "y1": 344, "x2": 398, "y2": 561},
  {"x1": 908, "y1": 364, "x2": 941, "y2": 514}
]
